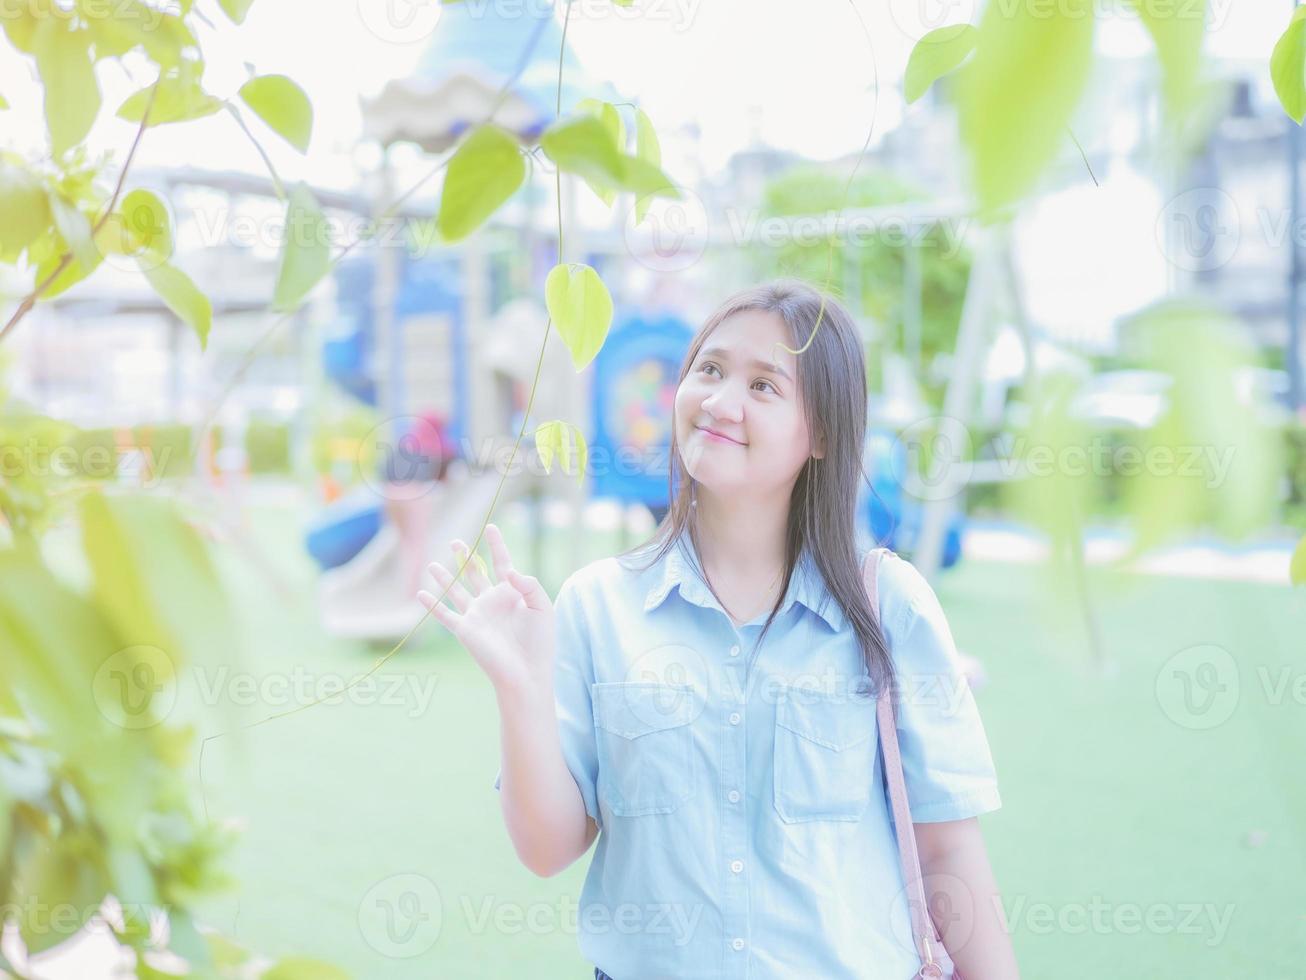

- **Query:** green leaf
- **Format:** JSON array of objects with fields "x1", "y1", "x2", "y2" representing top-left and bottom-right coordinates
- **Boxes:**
[
  {"x1": 437, "y1": 124, "x2": 525, "y2": 242},
  {"x1": 142, "y1": 261, "x2": 212, "y2": 349},
  {"x1": 164, "y1": 910, "x2": 212, "y2": 970},
  {"x1": 2, "y1": 0, "x2": 40, "y2": 53},
  {"x1": 47, "y1": 191, "x2": 98, "y2": 272},
  {"x1": 34, "y1": 18, "x2": 101, "y2": 156},
  {"x1": 90, "y1": 2, "x2": 195, "y2": 66},
  {"x1": 117, "y1": 69, "x2": 222, "y2": 127},
  {"x1": 541, "y1": 114, "x2": 624, "y2": 189},
  {"x1": 206, "y1": 932, "x2": 252, "y2": 971},
  {"x1": 905, "y1": 24, "x2": 978, "y2": 104},
  {"x1": 273, "y1": 183, "x2": 331, "y2": 312},
  {"x1": 633, "y1": 106, "x2": 660, "y2": 224},
  {"x1": 218, "y1": 0, "x2": 256, "y2": 24},
  {"x1": 79, "y1": 490, "x2": 231, "y2": 672},
  {"x1": 119, "y1": 188, "x2": 175, "y2": 262},
  {"x1": 33, "y1": 254, "x2": 94, "y2": 299},
  {"x1": 451, "y1": 542, "x2": 488, "y2": 581},
  {"x1": 544, "y1": 263, "x2": 612, "y2": 371},
  {"x1": 540, "y1": 114, "x2": 679, "y2": 203},
  {"x1": 955, "y1": 0, "x2": 1095, "y2": 215},
  {"x1": 1126, "y1": 0, "x2": 1205, "y2": 118},
  {"x1": 0, "y1": 556, "x2": 164, "y2": 855},
  {"x1": 238, "y1": 74, "x2": 313, "y2": 153},
  {"x1": 14, "y1": 832, "x2": 109, "y2": 954},
  {"x1": 1116, "y1": 301, "x2": 1283, "y2": 556},
  {"x1": 258, "y1": 956, "x2": 351, "y2": 980},
  {"x1": 1292, "y1": 533, "x2": 1306, "y2": 586},
  {"x1": 0, "y1": 93, "x2": 8, "y2": 110},
  {"x1": 0, "y1": 161, "x2": 54, "y2": 260},
  {"x1": 535, "y1": 420, "x2": 588, "y2": 485},
  {"x1": 1272, "y1": 6, "x2": 1306, "y2": 124},
  {"x1": 575, "y1": 99, "x2": 625, "y2": 207}
]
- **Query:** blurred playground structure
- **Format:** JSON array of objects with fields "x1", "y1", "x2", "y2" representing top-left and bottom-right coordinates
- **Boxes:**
[{"x1": 3, "y1": 0, "x2": 1303, "y2": 653}]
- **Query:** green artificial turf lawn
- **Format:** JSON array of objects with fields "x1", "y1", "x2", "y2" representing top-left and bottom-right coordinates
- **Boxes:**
[{"x1": 189, "y1": 501, "x2": 1306, "y2": 979}]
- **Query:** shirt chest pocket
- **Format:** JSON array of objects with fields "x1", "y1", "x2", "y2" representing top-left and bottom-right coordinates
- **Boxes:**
[
  {"x1": 592, "y1": 682, "x2": 696, "y2": 817},
  {"x1": 773, "y1": 690, "x2": 879, "y2": 823}
]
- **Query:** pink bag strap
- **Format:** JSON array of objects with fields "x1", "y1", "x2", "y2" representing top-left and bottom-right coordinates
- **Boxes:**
[{"x1": 863, "y1": 546, "x2": 946, "y2": 978}]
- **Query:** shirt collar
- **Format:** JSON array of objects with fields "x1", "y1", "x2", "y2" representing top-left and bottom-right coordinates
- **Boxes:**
[{"x1": 641, "y1": 530, "x2": 846, "y2": 632}]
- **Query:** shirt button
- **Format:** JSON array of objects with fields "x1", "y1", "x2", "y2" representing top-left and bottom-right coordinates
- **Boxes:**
[
  {"x1": 729, "y1": 645, "x2": 740, "y2": 657},
  {"x1": 728, "y1": 789, "x2": 741, "y2": 803},
  {"x1": 728, "y1": 712, "x2": 741, "y2": 725},
  {"x1": 732, "y1": 938, "x2": 746, "y2": 951},
  {"x1": 730, "y1": 859, "x2": 744, "y2": 874}
]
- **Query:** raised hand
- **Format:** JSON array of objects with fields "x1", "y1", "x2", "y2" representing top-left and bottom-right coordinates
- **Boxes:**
[{"x1": 417, "y1": 522, "x2": 555, "y2": 695}]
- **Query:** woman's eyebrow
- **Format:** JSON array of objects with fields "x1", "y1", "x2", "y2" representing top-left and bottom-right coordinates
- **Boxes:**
[{"x1": 699, "y1": 345, "x2": 792, "y2": 382}]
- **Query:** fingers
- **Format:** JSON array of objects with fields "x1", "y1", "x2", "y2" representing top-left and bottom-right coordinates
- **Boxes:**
[
  {"x1": 450, "y1": 538, "x2": 491, "y2": 592},
  {"x1": 506, "y1": 567, "x2": 551, "y2": 612},
  {"x1": 485, "y1": 523, "x2": 513, "y2": 583},
  {"x1": 486, "y1": 524, "x2": 546, "y2": 610},
  {"x1": 416, "y1": 589, "x2": 460, "y2": 632},
  {"x1": 425, "y1": 561, "x2": 473, "y2": 612}
]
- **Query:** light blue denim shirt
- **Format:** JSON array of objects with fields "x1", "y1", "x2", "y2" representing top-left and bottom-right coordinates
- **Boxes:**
[{"x1": 495, "y1": 530, "x2": 1001, "y2": 979}]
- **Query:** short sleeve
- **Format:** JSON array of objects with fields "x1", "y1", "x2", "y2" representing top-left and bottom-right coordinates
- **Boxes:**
[
  {"x1": 493, "y1": 574, "x2": 603, "y2": 833},
  {"x1": 885, "y1": 559, "x2": 1002, "y2": 824}
]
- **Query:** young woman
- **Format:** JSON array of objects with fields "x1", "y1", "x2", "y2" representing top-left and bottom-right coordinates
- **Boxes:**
[{"x1": 419, "y1": 280, "x2": 1020, "y2": 979}]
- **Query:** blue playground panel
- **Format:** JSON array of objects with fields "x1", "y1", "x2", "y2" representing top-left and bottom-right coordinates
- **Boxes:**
[
  {"x1": 324, "y1": 253, "x2": 470, "y2": 450},
  {"x1": 861, "y1": 427, "x2": 964, "y2": 568},
  {"x1": 304, "y1": 490, "x2": 383, "y2": 570},
  {"x1": 590, "y1": 311, "x2": 695, "y2": 508}
]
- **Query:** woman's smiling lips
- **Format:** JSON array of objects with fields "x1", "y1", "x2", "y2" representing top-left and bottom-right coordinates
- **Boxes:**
[{"x1": 696, "y1": 425, "x2": 746, "y2": 446}]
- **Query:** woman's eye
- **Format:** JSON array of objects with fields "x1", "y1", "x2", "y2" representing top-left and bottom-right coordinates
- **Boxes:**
[
  {"x1": 700, "y1": 362, "x2": 720, "y2": 377},
  {"x1": 753, "y1": 380, "x2": 777, "y2": 394}
]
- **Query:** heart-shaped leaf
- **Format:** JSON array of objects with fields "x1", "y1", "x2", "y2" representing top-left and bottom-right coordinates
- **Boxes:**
[
  {"x1": 141, "y1": 261, "x2": 211, "y2": 349},
  {"x1": 905, "y1": 24, "x2": 978, "y2": 104},
  {"x1": 535, "y1": 420, "x2": 588, "y2": 485},
  {"x1": 545, "y1": 263, "x2": 612, "y2": 372},
  {"x1": 437, "y1": 124, "x2": 525, "y2": 242},
  {"x1": 633, "y1": 106, "x2": 661, "y2": 224},
  {"x1": 119, "y1": 188, "x2": 174, "y2": 263},
  {"x1": 1272, "y1": 6, "x2": 1306, "y2": 124},
  {"x1": 218, "y1": 0, "x2": 256, "y2": 24},
  {"x1": 239, "y1": 74, "x2": 313, "y2": 153},
  {"x1": 1126, "y1": 0, "x2": 1204, "y2": 118},
  {"x1": 34, "y1": 17, "x2": 100, "y2": 156},
  {"x1": 0, "y1": 161, "x2": 53, "y2": 260},
  {"x1": 956, "y1": 0, "x2": 1095, "y2": 214},
  {"x1": 272, "y1": 183, "x2": 331, "y2": 312},
  {"x1": 47, "y1": 190, "x2": 98, "y2": 271}
]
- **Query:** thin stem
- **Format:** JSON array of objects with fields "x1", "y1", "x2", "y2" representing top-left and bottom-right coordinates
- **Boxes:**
[
  {"x1": 771, "y1": 0, "x2": 879, "y2": 366},
  {"x1": 187, "y1": 1, "x2": 558, "y2": 471},
  {"x1": 198, "y1": 0, "x2": 576, "y2": 816},
  {"x1": 0, "y1": 76, "x2": 161, "y2": 345},
  {"x1": 225, "y1": 101, "x2": 286, "y2": 201}
]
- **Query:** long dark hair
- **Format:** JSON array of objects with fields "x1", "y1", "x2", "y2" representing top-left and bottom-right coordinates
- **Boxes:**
[{"x1": 617, "y1": 278, "x2": 893, "y2": 697}]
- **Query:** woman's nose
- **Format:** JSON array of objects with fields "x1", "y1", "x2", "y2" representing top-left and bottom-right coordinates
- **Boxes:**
[{"x1": 702, "y1": 386, "x2": 743, "y2": 421}]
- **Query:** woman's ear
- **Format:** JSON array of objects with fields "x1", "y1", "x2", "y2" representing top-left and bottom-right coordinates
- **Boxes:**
[{"x1": 812, "y1": 430, "x2": 826, "y2": 460}]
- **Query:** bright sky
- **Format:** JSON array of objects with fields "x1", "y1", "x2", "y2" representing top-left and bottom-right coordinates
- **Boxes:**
[{"x1": 0, "y1": 0, "x2": 1295, "y2": 192}]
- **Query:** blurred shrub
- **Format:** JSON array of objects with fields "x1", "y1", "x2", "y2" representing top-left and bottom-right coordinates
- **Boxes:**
[
  {"x1": 134, "y1": 423, "x2": 192, "y2": 480},
  {"x1": 245, "y1": 419, "x2": 292, "y2": 475},
  {"x1": 310, "y1": 398, "x2": 382, "y2": 481},
  {"x1": 1285, "y1": 420, "x2": 1306, "y2": 530}
]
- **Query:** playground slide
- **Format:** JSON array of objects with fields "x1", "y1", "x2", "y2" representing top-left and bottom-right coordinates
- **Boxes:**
[{"x1": 318, "y1": 470, "x2": 512, "y2": 642}]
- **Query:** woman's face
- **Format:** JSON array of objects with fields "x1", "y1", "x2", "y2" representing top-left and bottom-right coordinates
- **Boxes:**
[{"x1": 674, "y1": 309, "x2": 822, "y2": 499}]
